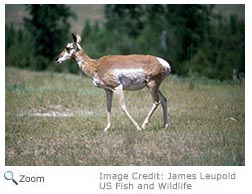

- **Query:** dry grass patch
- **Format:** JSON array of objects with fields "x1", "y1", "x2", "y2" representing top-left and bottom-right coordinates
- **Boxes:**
[{"x1": 5, "y1": 68, "x2": 244, "y2": 165}]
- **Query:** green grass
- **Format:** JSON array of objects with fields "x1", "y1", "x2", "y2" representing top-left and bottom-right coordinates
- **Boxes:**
[{"x1": 5, "y1": 67, "x2": 245, "y2": 166}]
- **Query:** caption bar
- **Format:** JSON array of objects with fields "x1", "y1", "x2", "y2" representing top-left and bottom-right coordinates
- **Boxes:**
[{"x1": 98, "y1": 171, "x2": 236, "y2": 193}]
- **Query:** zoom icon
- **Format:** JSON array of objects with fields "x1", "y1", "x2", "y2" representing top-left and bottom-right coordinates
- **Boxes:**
[{"x1": 4, "y1": 171, "x2": 18, "y2": 185}]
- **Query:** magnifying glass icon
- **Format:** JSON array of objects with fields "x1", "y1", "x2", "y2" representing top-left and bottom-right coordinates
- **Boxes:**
[{"x1": 4, "y1": 171, "x2": 18, "y2": 185}]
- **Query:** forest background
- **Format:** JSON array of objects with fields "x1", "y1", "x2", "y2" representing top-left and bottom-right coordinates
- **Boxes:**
[{"x1": 5, "y1": 4, "x2": 245, "y2": 81}]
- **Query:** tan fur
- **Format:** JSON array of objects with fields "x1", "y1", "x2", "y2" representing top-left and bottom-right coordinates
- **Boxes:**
[
  {"x1": 80, "y1": 54, "x2": 167, "y2": 88},
  {"x1": 55, "y1": 34, "x2": 171, "y2": 131}
]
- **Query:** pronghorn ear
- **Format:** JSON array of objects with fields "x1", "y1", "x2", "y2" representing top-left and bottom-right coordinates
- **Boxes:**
[
  {"x1": 72, "y1": 33, "x2": 77, "y2": 43},
  {"x1": 72, "y1": 33, "x2": 81, "y2": 44}
]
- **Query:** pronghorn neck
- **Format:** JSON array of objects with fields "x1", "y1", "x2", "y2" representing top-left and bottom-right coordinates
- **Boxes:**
[
  {"x1": 73, "y1": 49, "x2": 96, "y2": 78},
  {"x1": 73, "y1": 48, "x2": 91, "y2": 65}
]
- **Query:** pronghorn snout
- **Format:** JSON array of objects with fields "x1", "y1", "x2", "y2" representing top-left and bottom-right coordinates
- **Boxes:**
[
  {"x1": 55, "y1": 57, "x2": 61, "y2": 64},
  {"x1": 55, "y1": 57, "x2": 59, "y2": 63},
  {"x1": 55, "y1": 56, "x2": 64, "y2": 64}
]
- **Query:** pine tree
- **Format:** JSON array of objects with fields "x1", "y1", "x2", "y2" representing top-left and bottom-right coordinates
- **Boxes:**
[{"x1": 24, "y1": 5, "x2": 75, "y2": 70}]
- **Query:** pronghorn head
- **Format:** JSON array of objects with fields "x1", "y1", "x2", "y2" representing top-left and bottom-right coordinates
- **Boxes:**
[{"x1": 55, "y1": 33, "x2": 82, "y2": 64}]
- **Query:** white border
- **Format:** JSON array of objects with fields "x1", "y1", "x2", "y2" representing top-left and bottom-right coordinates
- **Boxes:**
[{"x1": 1, "y1": 1, "x2": 251, "y2": 194}]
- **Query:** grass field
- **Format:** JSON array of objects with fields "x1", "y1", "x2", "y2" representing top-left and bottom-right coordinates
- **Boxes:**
[{"x1": 5, "y1": 67, "x2": 244, "y2": 166}]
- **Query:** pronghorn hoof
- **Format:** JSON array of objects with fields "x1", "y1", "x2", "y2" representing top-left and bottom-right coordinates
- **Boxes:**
[
  {"x1": 103, "y1": 127, "x2": 110, "y2": 132},
  {"x1": 103, "y1": 124, "x2": 111, "y2": 132},
  {"x1": 141, "y1": 125, "x2": 147, "y2": 129},
  {"x1": 137, "y1": 126, "x2": 142, "y2": 131},
  {"x1": 141, "y1": 122, "x2": 148, "y2": 130},
  {"x1": 141, "y1": 125, "x2": 146, "y2": 130}
]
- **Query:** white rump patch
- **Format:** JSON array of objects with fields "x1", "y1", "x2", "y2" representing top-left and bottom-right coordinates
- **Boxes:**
[{"x1": 156, "y1": 57, "x2": 171, "y2": 73}]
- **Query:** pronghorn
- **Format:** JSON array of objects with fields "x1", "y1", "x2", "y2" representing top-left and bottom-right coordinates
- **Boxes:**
[{"x1": 55, "y1": 33, "x2": 171, "y2": 131}]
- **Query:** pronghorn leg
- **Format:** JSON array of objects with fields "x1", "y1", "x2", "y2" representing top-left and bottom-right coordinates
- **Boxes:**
[
  {"x1": 114, "y1": 84, "x2": 142, "y2": 131},
  {"x1": 141, "y1": 102, "x2": 160, "y2": 129},
  {"x1": 158, "y1": 90, "x2": 169, "y2": 129},
  {"x1": 141, "y1": 81, "x2": 160, "y2": 129},
  {"x1": 104, "y1": 89, "x2": 113, "y2": 131}
]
